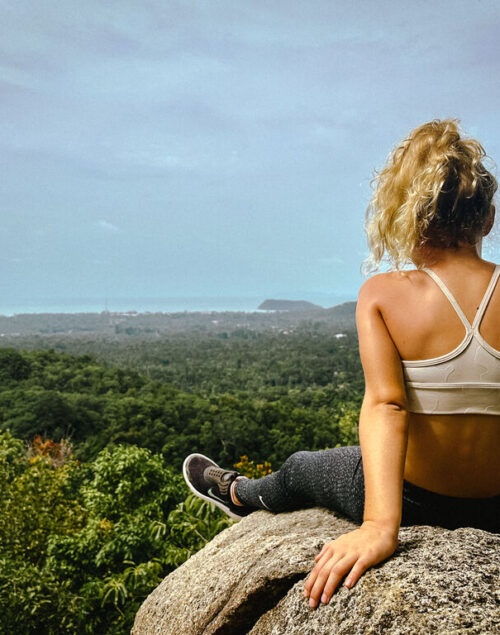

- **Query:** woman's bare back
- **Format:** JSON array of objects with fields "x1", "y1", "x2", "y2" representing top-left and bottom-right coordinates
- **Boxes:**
[{"x1": 374, "y1": 256, "x2": 500, "y2": 497}]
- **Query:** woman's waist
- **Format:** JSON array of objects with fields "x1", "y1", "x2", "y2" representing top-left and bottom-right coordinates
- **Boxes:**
[
  {"x1": 404, "y1": 413, "x2": 500, "y2": 497},
  {"x1": 401, "y1": 478, "x2": 500, "y2": 533},
  {"x1": 402, "y1": 478, "x2": 500, "y2": 506}
]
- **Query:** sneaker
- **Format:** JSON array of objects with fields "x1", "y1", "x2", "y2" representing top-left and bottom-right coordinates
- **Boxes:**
[{"x1": 182, "y1": 453, "x2": 253, "y2": 521}]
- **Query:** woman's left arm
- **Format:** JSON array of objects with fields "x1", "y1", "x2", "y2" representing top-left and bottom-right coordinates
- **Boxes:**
[{"x1": 304, "y1": 275, "x2": 409, "y2": 608}]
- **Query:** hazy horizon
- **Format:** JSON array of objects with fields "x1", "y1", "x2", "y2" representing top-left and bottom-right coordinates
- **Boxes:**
[
  {"x1": 0, "y1": 291, "x2": 356, "y2": 317},
  {"x1": 2, "y1": 1, "x2": 499, "y2": 315}
]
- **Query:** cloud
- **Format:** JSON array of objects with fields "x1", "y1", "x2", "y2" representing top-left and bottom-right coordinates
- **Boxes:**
[{"x1": 96, "y1": 220, "x2": 119, "y2": 232}]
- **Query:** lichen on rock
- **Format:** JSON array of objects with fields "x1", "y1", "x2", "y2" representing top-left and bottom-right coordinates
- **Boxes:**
[{"x1": 131, "y1": 508, "x2": 500, "y2": 635}]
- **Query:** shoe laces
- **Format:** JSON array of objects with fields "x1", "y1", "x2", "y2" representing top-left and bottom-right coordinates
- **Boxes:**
[{"x1": 204, "y1": 466, "x2": 238, "y2": 496}]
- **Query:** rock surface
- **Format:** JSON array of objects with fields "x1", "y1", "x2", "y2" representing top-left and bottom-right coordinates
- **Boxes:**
[{"x1": 132, "y1": 508, "x2": 500, "y2": 635}]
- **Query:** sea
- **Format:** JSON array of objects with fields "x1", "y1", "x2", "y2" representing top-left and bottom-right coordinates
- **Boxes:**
[{"x1": 0, "y1": 294, "x2": 353, "y2": 317}]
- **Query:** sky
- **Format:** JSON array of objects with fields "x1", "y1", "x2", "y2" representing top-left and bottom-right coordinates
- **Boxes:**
[{"x1": 1, "y1": 0, "x2": 500, "y2": 313}]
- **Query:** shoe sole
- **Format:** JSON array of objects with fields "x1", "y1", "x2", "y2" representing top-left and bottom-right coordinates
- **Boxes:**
[{"x1": 182, "y1": 453, "x2": 247, "y2": 522}]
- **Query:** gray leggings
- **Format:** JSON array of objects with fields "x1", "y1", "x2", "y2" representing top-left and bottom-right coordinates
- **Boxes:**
[{"x1": 234, "y1": 446, "x2": 500, "y2": 533}]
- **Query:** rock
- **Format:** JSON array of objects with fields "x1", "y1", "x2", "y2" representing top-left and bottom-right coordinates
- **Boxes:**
[{"x1": 131, "y1": 508, "x2": 500, "y2": 635}]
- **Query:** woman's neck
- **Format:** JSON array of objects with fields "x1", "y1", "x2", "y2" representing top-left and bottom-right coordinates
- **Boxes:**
[{"x1": 412, "y1": 243, "x2": 484, "y2": 269}]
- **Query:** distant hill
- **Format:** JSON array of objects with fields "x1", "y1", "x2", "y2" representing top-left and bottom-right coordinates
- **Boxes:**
[
  {"x1": 323, "y1": 301, "x2": 357, "y2": 321},
  {"x1": 258, "y1": 299, "x2": 323, "y2": 311}
]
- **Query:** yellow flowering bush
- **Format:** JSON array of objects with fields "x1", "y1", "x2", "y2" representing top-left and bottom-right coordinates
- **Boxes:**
[{"x1": 233, "y1": 455, "x2": 272, "y2": 479}]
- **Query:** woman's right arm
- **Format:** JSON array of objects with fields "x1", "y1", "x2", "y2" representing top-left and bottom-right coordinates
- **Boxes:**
[
  {"x1": 304, "y1": 276, "x2": 408, "y2": 608},
  {"x1": 356, "y1": 276, "x2": 409, "y2": 537}
]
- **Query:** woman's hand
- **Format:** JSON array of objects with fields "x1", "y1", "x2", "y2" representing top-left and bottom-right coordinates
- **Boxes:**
[{"x1": 303, "y1": 521, "x2": 398, "y2": 608}]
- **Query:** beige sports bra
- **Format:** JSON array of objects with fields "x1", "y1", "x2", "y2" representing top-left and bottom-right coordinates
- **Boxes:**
[{"x1": 402, "y1": 264, "x2": 500, "y2": 415}]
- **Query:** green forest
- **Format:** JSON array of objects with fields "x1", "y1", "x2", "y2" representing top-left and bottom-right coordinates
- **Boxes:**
[{"x1": 0, "y1": 322, "x2": 363, "y2": 634}]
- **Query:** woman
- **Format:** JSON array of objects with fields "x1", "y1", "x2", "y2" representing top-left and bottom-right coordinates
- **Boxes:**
[{"x1": 183, "y1": 119, "x2": 500, "y2": 609}]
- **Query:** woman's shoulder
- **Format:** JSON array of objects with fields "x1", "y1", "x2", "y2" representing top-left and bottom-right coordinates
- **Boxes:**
[{"x1": 358, "y1": 270, "x2": 422, "y2": 304}]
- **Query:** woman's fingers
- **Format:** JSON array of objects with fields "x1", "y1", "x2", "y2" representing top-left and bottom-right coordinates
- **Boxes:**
[
  {"x1": 303, "y1": 557, "x2": 326, "y2": 596},
  {"x1": 308, "y1": 554, "x2": 355, "y2": 607},
  {"x1": 320, "y1": 554, "x2": 358, "y2": 603},
  {"x1": 304, "y1": 545, "x2": 336, "y2": 596},
  {"x1": 304, "y1": 525, "x2": 399, "y2": 608},
  {"x1": 343, "y1": 558, "x2": 369, "y2": 588}
]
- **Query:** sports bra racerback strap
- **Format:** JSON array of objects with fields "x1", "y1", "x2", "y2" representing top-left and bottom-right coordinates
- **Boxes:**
[
  {"x1": 422, "y1": 265, "x2": 500, "y2": 332},
  {"x1": 471, "y1": 265, "x2": 500, "y2": 331}
]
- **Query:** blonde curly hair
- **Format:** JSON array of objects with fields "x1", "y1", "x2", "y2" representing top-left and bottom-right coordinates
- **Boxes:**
[{"x1": 364, "y1": 119, "x2": 497, "y2": 272}]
